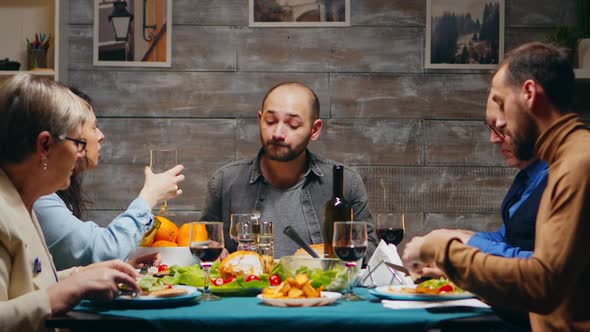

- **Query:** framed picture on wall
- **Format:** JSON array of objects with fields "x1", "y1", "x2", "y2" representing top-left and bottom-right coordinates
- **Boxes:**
[
  {"x1": 425, "y1": 0, "x2": 504, "y2": 69},
  {"x1": 93, "y1": 0, "x2": 172, "y2": 67},
  {"x1": 249, "y1": 0, "x2": 350, "y2": 27}
]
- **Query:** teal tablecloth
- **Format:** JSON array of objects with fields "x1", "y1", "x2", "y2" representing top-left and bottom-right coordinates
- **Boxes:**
[{"x1": 75, "y1": 288, "x2": 493, "y2": 332}]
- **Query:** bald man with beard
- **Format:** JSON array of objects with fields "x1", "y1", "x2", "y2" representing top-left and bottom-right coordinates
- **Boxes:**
[{"x1": 200, "y1": 82, "x2": 377, "y2": 258}]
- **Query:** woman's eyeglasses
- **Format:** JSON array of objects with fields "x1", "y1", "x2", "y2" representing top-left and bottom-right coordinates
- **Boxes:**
[
  {"x1": 63, "y1": 136, "x2": 87, "y2": 152},
  {"x1": 483, "y1": 120, "x2": 505, "y2": 139}
]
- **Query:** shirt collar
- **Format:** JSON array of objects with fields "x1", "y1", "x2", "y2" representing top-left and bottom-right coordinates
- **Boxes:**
[
  {"x1": 522, "y1": 159, "x2": 548, "y2": 183},
  {"x1": 249, "y1": 149, "x2": 324, "y2": 184},
  {"x1": 536, "y1": 113, "x2": 586, "y2": 165}
]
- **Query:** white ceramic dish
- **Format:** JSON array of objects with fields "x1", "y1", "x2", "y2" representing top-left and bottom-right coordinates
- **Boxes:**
[
  {"x1": 257, "y1": 291, "x2": 342, "y2": 307},
  {"x1": 129, "y1": 246, "x2": 198, "y2": 266},
  {"x1": 85, "y1": 285, "x2": 201, "y2": 308},
  {"x1": 369, "y1": 285, "x2": 475, "y2": 301}
]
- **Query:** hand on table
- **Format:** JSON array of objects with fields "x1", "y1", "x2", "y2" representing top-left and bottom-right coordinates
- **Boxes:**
[
  {"x1": 47, "y1": 259, "x2": 139, "y2": 315},
  {"x1": 128, "y1": 252, "x2": 161, "y2": 269}
]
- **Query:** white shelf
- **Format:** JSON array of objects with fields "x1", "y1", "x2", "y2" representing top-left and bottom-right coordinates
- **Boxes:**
[
  {"x1": 0, "y1": 69, "x2": 55, "y2": 76},
  {"x1": 575, "y1": 69, "x2": 590, "y2": 80},
  {"x1": 0, "y1": 0, "x2": 59, "y2": 81}
]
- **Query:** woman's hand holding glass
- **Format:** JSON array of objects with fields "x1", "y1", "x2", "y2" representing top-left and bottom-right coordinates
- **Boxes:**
[
  {"x1": 139, "y1": 164, "x2": 185, "y2": 209},
  {"x1": 149, "y1": 149, "x2": 178, "y2": 215}
]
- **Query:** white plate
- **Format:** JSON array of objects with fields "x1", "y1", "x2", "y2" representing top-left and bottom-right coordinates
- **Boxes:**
[
  {"x1": 112, "y1": 285, "x2": 200, "y2": 307},
  {"x1": 369, "y1": 285, "x2": 475, "y2": 301},
  {"x1": 257, "y1": 291, "x2": 342, "y2": 307}
]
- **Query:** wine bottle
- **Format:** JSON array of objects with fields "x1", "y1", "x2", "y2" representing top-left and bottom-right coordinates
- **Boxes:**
[{"x1": 323, "y1": 165, "x2": 353, "y2": 258}]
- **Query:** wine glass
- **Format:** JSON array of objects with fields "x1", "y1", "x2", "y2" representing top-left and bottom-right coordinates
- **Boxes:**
[
  {"x1": 190, "y1": 221, "x2": 224, "y2": 301},
  {"x1": 376, "y1": 213, "x2": 406, "y2": 246},
  {"x1": 333, "y1": 221, "x2": 368, "y2": 301},
  {"x1": 149, "y1": 148, "x2": 177, "y2": 216}
]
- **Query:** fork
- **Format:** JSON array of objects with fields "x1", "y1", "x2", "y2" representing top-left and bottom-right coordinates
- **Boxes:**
[
  {"x1": 139, "y1": 262, "x2": 153, "y2": 275},
  {"x1": 117, "y1": 284, "x2": 138, "y2": 298}
]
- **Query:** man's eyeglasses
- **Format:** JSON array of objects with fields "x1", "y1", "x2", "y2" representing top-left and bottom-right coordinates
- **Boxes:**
[
  {"x1": 63, "y1": 136, "x2": 87, "y2": 152},
  {"x1": 483, "y1": 120, "x2": 505, "y2": 139}
]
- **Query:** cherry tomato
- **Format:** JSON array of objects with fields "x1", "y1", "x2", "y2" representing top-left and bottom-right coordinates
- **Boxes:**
[
  {"x1": 166, "y1": 284, "x2": 172, "y2": 289},
  {"x1": 224, "y1": 276, "x2": 237, "y2": 284},
  {"x1": 438, "y1": 284, "x2": 454, "y2": 294},
  {"x1": 245, "y1": 275, "x2": 260, "y2": 282},
  {"x1": 158, "y1": 264, "x2": 168, "y2": 272},
  {"x1": 269, "y1": 274, "x2": 281, "y2": 286},
  {"x1": 212, "y1": 277, "x2": 225, "y2": 286}
]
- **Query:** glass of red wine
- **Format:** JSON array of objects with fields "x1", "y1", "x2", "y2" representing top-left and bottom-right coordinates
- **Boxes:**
[
  {"x1": 190, "y1": 221, "x2": 224, "y2": 301},
  {"x1": 376, "y1": 213, "x2": 405, "y2": 246},
  {"x1": 333, "y1": 221, "x2": 368, "y2": 301}
]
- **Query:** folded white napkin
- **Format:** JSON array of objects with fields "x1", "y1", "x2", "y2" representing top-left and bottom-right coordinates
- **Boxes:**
[
  {"x1": 359, "y1": 240, "x2": 413, "y2": 287},
  {"x1": 381, "y1": 299, "x2": 491, "y2": 310}
]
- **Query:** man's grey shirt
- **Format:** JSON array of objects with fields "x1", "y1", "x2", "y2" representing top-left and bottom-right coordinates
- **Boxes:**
[
  {"x1": 200, "y1": 149, "x2": 377, "y2": 259},
  {"x1": 261, "y1": 176, "x2": 308, "y2": 257}
]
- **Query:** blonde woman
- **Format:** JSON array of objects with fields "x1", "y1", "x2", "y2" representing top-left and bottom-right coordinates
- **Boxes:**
[{"x1": 0, "y1": 74, "x2": 139, "y2": 332}]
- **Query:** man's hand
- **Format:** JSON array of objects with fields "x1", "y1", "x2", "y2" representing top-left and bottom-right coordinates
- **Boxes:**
[
  {"x1": 402, "y1": 235, "x2": 429, "y2": 274},
  {"x1": 420, "y1": 264, "x2": 447, "y2": 278},
  {"x1": 433, "y1": 229, "x2": 474, "y2": 244},
  {"x1": 219, "y1": 248, "x2": 229, "y2": 260},
  {"x1": 403, "y1": 229, "x2": 468, "y2": 276}
]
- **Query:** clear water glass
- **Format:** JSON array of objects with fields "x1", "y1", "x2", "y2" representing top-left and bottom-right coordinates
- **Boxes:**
[
  {"x1": 257, "y1": 220, "x2": 274, "y2": 258},
  {"x1": 149, "y1": 148, "x2": 177, "y2": 216}
]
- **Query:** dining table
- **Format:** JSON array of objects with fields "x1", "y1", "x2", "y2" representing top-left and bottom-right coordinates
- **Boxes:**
[{"x1": 46, "y1": 288, "x2": 525, "y2": 332}]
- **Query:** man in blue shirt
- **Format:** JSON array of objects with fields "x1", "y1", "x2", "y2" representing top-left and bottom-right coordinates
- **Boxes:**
[{"x1": 423, "y1": 96, "x2": 547, "y2": 277}]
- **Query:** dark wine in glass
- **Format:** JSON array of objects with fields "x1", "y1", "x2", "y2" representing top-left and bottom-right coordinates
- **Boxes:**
[
  {"x1": 190, "y1": 247, "x2": 224, "y2": 262},
  {"x1": 376, "y1": 213, "x2": 406, "y2": 246},
  {"x1": 190, "y1": 221, "x2": 224, "y2": 301},
  {"x1": 376, "y1": 228, "x2": 404, "y2": 245},
  {"x1": 334, "y1": 245, "x2": 367, "y2": 262},
  {"x1": 332, "y1": 221, "x2": 368, "y2": 301}
]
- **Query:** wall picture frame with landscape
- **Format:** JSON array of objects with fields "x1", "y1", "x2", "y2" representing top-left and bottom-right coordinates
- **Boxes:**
[
  {"x1": 426, "y1": 0, "x2": 504, "y2": 69},
  {"x1": 249, "y1": 0, "x2": 350, "y2": 27},
  {"x1": 93, "y1": 0, "x2": 172, "y2": 67}
]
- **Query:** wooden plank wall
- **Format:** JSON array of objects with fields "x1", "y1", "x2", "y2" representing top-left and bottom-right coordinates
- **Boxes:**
[{"x1": 67, "y1": 0, "x2": 589, "y2": 250}]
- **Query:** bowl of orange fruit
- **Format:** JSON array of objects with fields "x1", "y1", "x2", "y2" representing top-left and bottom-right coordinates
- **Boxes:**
[{"x1": 128, "y1": 216, "x2": 205, "y2": 266}]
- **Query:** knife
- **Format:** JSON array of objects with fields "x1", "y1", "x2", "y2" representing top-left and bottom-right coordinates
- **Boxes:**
[
  {"x1": 283, "y1": 226, "x2": 320, "y2": 258},
  {"x1": 383, "y1": 261, "x2": 411, "y2": 277}
]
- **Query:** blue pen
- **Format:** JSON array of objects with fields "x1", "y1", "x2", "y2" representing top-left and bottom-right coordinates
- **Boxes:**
[{"x1": 33, "y1": 257, "x2": 42, "y2": 274}]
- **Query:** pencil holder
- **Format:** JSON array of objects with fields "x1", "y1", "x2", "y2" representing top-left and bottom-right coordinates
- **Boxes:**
[{"x1": 27, "y1": 48, "x2": 48, "y2": 70}]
